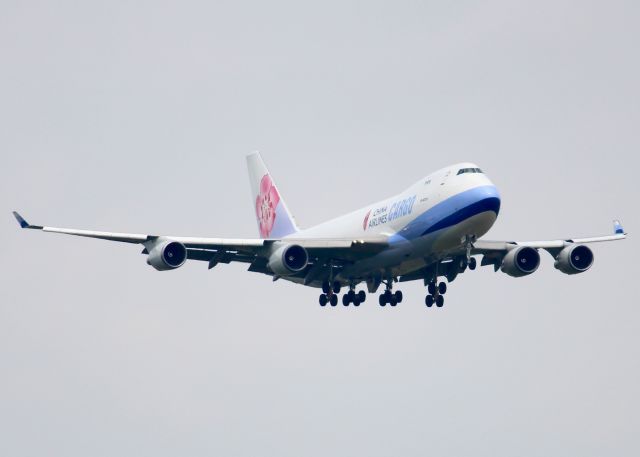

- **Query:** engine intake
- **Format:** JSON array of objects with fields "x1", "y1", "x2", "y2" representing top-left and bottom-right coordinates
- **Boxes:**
[
  {"x1": 268, "y1": 244, "x2": 309, "y2": 276},
  {"x1": 501, "y1": 246, "x2": 540, "y2": 277},
  {"x1": 147, "y1": 240, "x2": 188, "y2": 271},
  {"x1": 554, "y1": 244, "x2": 594, "y2": 275}
]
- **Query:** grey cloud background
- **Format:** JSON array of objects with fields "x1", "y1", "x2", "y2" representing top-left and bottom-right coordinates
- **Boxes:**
[{"x1": 1, "y1": 0, "x2": 638, "y2": 455}]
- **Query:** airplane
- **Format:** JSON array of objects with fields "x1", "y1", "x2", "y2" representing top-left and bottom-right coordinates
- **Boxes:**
[{"x1": 13, "y1": 152, "x2": 626, "y2": 308}]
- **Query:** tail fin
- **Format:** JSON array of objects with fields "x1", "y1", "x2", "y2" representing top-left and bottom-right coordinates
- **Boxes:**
[{"x1": 247, "y1": 152, "x2": 299, "y2": 239}]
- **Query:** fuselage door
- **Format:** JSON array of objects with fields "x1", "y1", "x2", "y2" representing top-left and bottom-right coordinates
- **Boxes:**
[{"x1": 440, "y1": 169, "x2": 451, "y2": 186}]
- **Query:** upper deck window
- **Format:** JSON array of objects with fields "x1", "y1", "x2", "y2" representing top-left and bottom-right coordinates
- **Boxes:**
[{"x1": 457, "y1": 167, "x2": 483, "y2": 175}]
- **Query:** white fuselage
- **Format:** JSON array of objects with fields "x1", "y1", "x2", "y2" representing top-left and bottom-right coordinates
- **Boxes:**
[{"x1": 285, "y1": 162, "x2": 501, "y2": 284}]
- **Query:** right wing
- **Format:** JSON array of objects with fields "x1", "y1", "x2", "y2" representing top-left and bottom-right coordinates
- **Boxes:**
[{"x1": 470, "y1": 220, "x2": 627, "y2": 270}]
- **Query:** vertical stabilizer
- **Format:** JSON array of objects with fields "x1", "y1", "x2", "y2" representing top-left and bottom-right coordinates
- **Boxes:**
[{"x1": 247, "y1": 152, "x2": 299, "y2": 239}]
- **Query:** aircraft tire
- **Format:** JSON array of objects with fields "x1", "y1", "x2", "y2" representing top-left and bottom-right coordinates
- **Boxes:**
[
  {"x1": 425, "y1": 295, "x2": 434, "y2": 307},
  {"x1": 436, "y1": 295, "x2": 444, "y2": 307},
  {"x1": 330, "y1": 294, "x2": 338, "y2": 306},
  {"x1": 438, "y1": 282, "x2": 447, "y2": 295},
  {"x1": 358, "y1": 290, "x2": 366, "y2": 302},
  {"x1": 319, "y1": 294, "x2": 327, "y2": 306},
  {"x1": 428, "y1": 282, "x2": 436, "y2": 295},
  {"x1": 379, "y1": 295, "x2": 386, "y2": 306},
  {"x1": 394, "y1": 290, "x2": 403, "y2": 303},
  {"x1": 342, "y1": 294, "x2": 350, "y2": 306}
]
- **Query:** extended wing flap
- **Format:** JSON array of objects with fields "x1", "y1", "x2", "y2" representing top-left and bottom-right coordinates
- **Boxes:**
[{"x1": 292, "y1": 237, "x2": 388, "y2": 259}]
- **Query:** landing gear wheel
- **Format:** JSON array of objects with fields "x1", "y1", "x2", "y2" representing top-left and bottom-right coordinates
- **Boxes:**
[
  {"x1": 438, "y1": 282, "x2": 447, "y2": 295},
  {"x1": 428, "y1": 282, "x2": 436, "y2": 295},
  {"x1": 353, "y1": 298, "x2": 361, "y2": 307},
  {"x1": 436, "y1": 295, "x2": 444, "y2": 307},
  {"x1": 390, "y1": 297, "x2": 398, "y2": 307},
  {"x1": 319, "y1": 294, "x2": 328, "y2": 306},
  {"x1": 342, "y1": 294, "x2": 350, "y2": 306},
  {"x1": 469, "y1": 257, "x2": 477, "y2": 270},
  {"x1": 425, "y1": 295, "x2": 434, "y2": 307},
  {"x1": 379, "y1": 294, "x2": 386, "y2": 306},
  {"x1": 333, "y1": 282, "x2": 342, "y2": 294},
  {"x1": 330, "y1": 294, "x2": 338, "y2": 306},
  {"x1": 394, "y1": 290, "x2": 403, "y2": 303},
  {"x1": 322, "y1": 282, "x2": 330, "y2": 294},
  {"x1": 358, "y1": 290, "x2": 366, "y2": 302}
]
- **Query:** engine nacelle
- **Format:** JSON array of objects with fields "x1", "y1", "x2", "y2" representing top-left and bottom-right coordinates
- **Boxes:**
[
  {"x1": 267, "y1": 244, "x2": 309, "y2": 276},
  {"x1": 147, "y1": 240, "x2": 188, "y2": 271},
  {"x1": 501, "y1": 246, "x2": 540, "y2": 277},
  {"x1": 554, "y1": 244, "x2": 594, "y2": 275}
]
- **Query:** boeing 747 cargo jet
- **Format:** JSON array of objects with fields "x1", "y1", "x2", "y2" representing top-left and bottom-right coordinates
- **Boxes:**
[{"x1": 13, "y1": 152, "x2": 626, "y2": 307}]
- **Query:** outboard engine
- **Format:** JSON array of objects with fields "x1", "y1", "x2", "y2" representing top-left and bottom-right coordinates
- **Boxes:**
[
  {"x1": 501, "y1": 246, "x2": 540, "y2": 277},
  {"x1": 554, "y1": 244, "x2": 594, "y2": 275},
  {"x1": 267, "y1": 244, "x2": 309, "y2": 276},
  {"x1": 147, "y1": 240, "x2": 188, "y2": 271}
]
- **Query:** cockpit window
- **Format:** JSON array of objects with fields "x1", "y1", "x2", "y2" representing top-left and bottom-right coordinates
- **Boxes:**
[{"x1": 457, "y1": 167, "x2": 483, "y2": 175}]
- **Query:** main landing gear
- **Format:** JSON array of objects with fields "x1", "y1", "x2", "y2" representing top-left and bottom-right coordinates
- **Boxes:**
[
  {"x1": 379, "y1": 281, "x2": 403, "y2": 307},
  {"x1": 425, "y1": 280, "x2": 447, "y2": 308},
  {"x1": 343, "y1": 289, "x2": 366, "y2": 307},
  {"x1": 319, "y1": 281, "x2": 368, "y2": 307},
  {"x1": 319, "y1": 280, "x2": 340, "y2": 307}
]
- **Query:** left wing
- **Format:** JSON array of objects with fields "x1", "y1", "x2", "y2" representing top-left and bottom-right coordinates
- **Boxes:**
[{"x1": 12, "y1": 212, "x2": 387, "y2": 271}]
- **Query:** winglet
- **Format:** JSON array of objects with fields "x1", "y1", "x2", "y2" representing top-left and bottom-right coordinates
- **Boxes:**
[
  {"x1": 613, "y1": 219, "x2": 625, "y2": 235},
  {"x1": 12, "y1": 211, "x2": 42, "y2": 230},
  {"x1": 13, "y1": 211, "x2": 30, "y2": 228}
]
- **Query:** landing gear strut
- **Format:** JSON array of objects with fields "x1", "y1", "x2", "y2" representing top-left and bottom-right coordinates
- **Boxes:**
[{"x1": 461, "y1": 234, "x2": 477, "y2": 271}]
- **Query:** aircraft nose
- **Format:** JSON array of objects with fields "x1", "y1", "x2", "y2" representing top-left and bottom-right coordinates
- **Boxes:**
[{"x1": 483, "y1": 184, "x2": 501, "y2": 216}]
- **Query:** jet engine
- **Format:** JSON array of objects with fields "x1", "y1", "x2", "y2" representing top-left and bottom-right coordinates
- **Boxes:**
[
  {"x1": 554, "y1": 244, "x2": 594, "y2": 275},
  {"x1": 501, "y1": 246, "x2": 540, "y2": 277},
  {"x1": 147, "y1": 240, "x2": 188, "y2": 271},
  {"x1": 268, "y1": 244, "x2": 309, "y2": 276}
]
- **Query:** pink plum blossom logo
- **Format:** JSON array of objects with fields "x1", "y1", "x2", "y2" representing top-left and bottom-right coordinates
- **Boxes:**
[
  {"x1": 256, "y1": 174, "x2": 280, "y2": 238},
  {"x1": 363, "y1": 209, "x2": 371, "y2": 231}
]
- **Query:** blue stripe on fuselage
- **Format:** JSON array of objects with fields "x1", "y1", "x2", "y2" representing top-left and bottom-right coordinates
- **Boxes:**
[{"x1": 392, "y1": 185, "x2": 500, "y2": 242}]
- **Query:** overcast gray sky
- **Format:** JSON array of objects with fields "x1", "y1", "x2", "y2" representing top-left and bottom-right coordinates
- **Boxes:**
[{"x1": 1, "y1": 1, "x2": 639, "y2": 456}]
